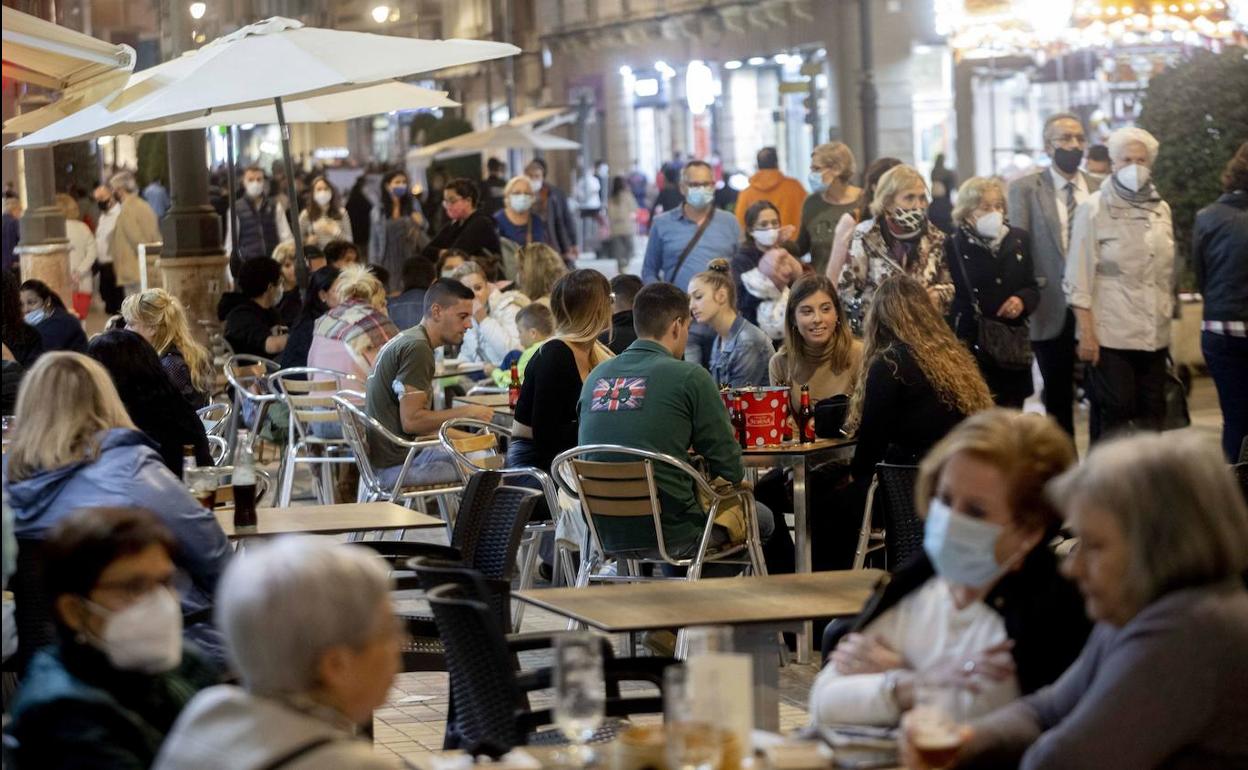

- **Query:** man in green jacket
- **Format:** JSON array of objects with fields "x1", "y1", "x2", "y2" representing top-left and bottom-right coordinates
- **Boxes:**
[{"x1": 577, "y1": 282, "x2": 775, "y2": 558}]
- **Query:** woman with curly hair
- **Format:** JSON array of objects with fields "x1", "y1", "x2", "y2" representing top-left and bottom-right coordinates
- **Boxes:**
[
  {"x1": 846, "y1": 274, "x2": 994, "y2": 490},
  {"x1": 122, "y1": 288, "x2": 215, "y2": 408}
]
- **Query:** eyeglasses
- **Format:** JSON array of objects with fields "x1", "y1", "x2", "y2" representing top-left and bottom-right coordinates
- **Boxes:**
[
  {"x1": 1053, "y1": 133, "x2": 1086, "y2": 145},
  {"x1": 443, "y1": 196, "x2": 463, "y2": 205},
  {"x1": 93, "y1": 574, "x2": 177, "y2": 602}
]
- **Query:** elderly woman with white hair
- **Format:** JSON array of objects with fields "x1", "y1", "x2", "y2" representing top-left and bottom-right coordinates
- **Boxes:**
[
  {"x1": 900, "y1": 431, "x2": 1248, "y2": 769},
  {"x1": 154, "y1": 537, "x2": 403, "y2": 770},
  {"x1": 944, "y1": 176, "x2": 1039, "y2": 408},
  {"x1": 1063, "y1": 126, "x2": 1176, "y2": 441},
  {"x1": 838, "y1": 164, "x2": 953, "y2": 335}
]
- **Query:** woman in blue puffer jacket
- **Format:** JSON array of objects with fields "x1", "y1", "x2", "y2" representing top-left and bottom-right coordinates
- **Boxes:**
[{"x1": 2, "y1": 352, "x2": 231, "y2": 667}]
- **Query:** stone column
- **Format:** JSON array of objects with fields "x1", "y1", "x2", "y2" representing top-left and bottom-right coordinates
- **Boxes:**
[
  {"x1": 160, "y1": 6, "x2": 229, "y2": 345},
  {"x1": 16, "y1": 95, "x2": 72, "y2": 308}
]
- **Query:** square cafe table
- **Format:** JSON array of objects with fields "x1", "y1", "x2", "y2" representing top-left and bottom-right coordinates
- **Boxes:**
[
  {"x1": 215, "y1": 501, "x2": 443, "y2": 539},
  {"x1": 516, "y1": 570, "x2": 884, "y2": 730},
  {"x1": 743, "y1": 436, "x2": 857, "y2": 663}
]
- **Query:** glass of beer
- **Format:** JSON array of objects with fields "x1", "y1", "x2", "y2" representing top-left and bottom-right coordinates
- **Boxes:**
[
  {"x1": 185, "y1": 466, "x2": 219, "y2": 510},
  {"x1": 909, "y1": 680, "x2": 968, "y2": 769}
]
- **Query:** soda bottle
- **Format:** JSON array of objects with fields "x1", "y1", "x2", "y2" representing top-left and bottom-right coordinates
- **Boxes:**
[
  {"x1": 232, "y1": 429, "x2": 258, "y2": 529},
  {"x1": 732, "y1": 395, "x2": 749, "y2": 450},
  {"x1": 798, "y1": 384, "x2": 815, "y2": 443},
  {"x1": 508, "y1": 362, "x2": 521, "y2": 408}
]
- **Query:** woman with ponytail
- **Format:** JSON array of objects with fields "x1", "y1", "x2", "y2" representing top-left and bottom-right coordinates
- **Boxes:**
[{"x1": 121, "y1": 289, "x2": 215, "y2": 408}]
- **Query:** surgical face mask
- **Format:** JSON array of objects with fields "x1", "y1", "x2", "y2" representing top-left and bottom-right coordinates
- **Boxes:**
[
  {"x1": 1115, "y1": 164, "x2": 1150, "y2": 192},
  {"x1": 890, "y1": 206, "x2": 927, "y2": 238},
  {"x1": 752, "y1": 227, "x2": 780, "y2": 248},
  {"x1": 686, "y1": 186, "x2": 714, "y2": 209},
  {"x1": 974, "y1": 211, "x2": 1005, "y2": 240},
  {"x1": 390, "y1": 184, "x2": 408, "y2": 199},
  {"x1": 509, "y1": 193, "x2": 534, "y2": 213},
  {"x1": 923, "y1": 499, "x2": 1007, "y2": 589},
  {"x1": 87, "y1": 587, "x2": 183, "y2": 674},
  {"x1": 24, "y1": 309, "x2": 45, "y2": 326},
  {"x1": 808, "y1": 170, "x2": 827, "y2": 192},
  {"x1": 313, "y1": 190, "x2": 333, "y2": 207},
  {"x1": 244, "y1": 180, "x2": 265, "y2": 198},
  {"x1": 1052, "y1": 146, "x2": 1084, "y2": 175},
  {"x1": 528, "y1": 177, "x2": 544, "y2": 193}
]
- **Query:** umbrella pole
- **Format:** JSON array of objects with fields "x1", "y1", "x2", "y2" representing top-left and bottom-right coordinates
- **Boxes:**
[
  {"x1": 226, "y1": 126, "x2": 239, "y2": 276},
  {"x1": 274, "y1": 95, "x2": 308, "y2": 290}
]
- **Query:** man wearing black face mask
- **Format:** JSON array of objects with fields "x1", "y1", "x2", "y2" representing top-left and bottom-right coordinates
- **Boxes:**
[
  {"x1": 1006, "y1": 114, "x2": 1101, "y2": 438},
  {"x1": 92, "y1": 184, "x2": 125, "y2": 314}
]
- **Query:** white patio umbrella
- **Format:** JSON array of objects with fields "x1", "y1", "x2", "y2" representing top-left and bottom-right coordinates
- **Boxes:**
[
  {"x1": 4, "y1": 16, "x2": 517, "y2": 285},
  {"x1": 147, "y1": 81, "x2": 458, "y2": 132},
  {"x1": 1, "y1": 6, "x2": 136, "y2": 134},
  {"x1": 415, "y1": 123, "x2": 580, "y2": 160}
]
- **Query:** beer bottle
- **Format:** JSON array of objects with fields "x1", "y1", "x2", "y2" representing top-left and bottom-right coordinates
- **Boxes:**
[
  {"x1": 798, "y1": 384, "x2": 815, "y2": 443},
  {"x1": 732, "y1": 395, "x2": 749, "y2": 449},
  {"x1": 508, "y1": 362, "x2": 521, "y2": 408},
  {"x1": 232, "y1": 430, "x2": 258, "y2": 529}
]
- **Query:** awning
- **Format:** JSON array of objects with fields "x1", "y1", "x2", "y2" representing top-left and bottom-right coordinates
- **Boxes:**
[{"x1": 2, "y1": 6, "x2": 136, "y2": 134}]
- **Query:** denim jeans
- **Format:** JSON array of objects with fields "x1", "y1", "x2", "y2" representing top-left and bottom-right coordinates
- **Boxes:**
[
  {"x1": 1202, "y1": 331, "x2": 1248, "y2": 461},
  {"x1": 377, "y1": 447, "x2": 460, "y2": 489}
]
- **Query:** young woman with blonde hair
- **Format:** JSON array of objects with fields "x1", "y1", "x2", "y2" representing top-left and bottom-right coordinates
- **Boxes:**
[
  {"x1": 688, "y1": 258, "x2": 773, "y2": 387},
  {"x1": 3, "y1": 352, "x2": 231, "y2": 663},
  {"x1": 121, "y1": 288, "x2": 215, "y2": 407},
  {"x1": 508, "y1": 269, "x2": 614, "y2": 473},
  {"x1": 307, "y1": 264, "x2": 398, "y2": 382},
  {"x1": 847, "y1": 274, "x2": 994, "y2": 490}
]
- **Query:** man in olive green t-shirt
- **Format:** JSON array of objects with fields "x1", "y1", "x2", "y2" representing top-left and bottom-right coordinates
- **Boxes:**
[
  {"x1": 577, "y1": 282, "x2": 775, "y2": 556},
  {"x1": 364, "y1": 279, "x2": 494, "y2": 487}
]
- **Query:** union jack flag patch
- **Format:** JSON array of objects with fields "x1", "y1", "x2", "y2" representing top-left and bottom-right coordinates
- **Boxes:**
[{"x1": 590, "y1": 376, "x2": 647, "y2": 412}]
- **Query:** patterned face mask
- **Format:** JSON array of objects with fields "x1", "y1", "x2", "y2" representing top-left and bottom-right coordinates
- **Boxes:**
[{"x1": 889, "y1": 206, "x2": 927, "y2": 239}]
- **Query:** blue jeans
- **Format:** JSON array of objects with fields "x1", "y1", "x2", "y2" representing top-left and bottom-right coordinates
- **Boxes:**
[
  {"x1": 1202, "y1": 331, "x2": 1248, "y2": 462},
  {"x1": 377, "y1": 447, "x2": 460, "y2": 489}
]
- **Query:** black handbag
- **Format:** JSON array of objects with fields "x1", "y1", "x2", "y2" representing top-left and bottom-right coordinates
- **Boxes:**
[
  {"x1": 950, "y1": 237, "x2": 1034, "y2": 371},
  {"x1": 1162, "y1": 359, "x2": 1191, "y2": 431}
]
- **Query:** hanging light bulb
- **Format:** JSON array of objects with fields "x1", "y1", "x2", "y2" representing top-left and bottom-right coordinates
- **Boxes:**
[
  {"x1": 189, "y1": 2, "x2": 206, "y2": 19},
  {"x1": 371, "y1": 5, "x2": 391, "y2": 23}
]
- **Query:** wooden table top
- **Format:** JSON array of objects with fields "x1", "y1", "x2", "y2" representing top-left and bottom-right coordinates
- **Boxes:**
[
  {"x1": 742, "y1": 436, "x2": 856, "y2": 456},
  {"x1": 454, "y1": 393, "x2": 513, "y2": 412},
  {"x1": 215, "y1": 501, "x2": 443, "y2": 539},
  {"x1": 515, "y1": 570, "x2": 884, "y2": 633}
]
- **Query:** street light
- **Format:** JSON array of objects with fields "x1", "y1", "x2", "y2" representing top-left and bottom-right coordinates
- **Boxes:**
[
  {"x1": 372, "y1": 5, "x2": 391, "y2": 23},
  {"x1": 189, "y1": 2, "x2": 206, "y2": 20}
]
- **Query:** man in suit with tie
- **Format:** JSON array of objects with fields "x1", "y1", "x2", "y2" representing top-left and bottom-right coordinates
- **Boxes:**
[{"x1": 1007, "y1": 114, "x2": 1101, "y2": 437}]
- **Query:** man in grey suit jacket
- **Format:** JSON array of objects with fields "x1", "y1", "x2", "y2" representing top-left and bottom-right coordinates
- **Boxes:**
[{"x1": 1007, "y1": 114, "x2": 1101, "y2": 437}]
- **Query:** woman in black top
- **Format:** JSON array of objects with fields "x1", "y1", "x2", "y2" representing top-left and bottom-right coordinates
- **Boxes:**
[
  {"x1": 422, "y1": 178, "x2": 502, "y2": 261},
  {"x1": 19, "y1": 279, "x2": 87, "y2": 353},
  {"x1": 279, "y1": 266, "x2": 341, "y2": 372},
  {"x1": 945, "y1": 177, "x2": 1039, "y2": 408},
  {"x1": 846, "y1": 274, "x2": 993, "y2": 488},
  {"x1": 87, "y1": 330, "x2": 211, "y2": 475},
  {"x1": 3, "y1": 271, "x2": 43, "y2": 367},
  {"x1": 509, "y1": 269, "x2": 614, "y2": 474}
]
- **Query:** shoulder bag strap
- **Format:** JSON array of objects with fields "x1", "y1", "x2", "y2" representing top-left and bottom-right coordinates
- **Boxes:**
[
  {"x1": 667, "y1": 212, "x2": 715, "y2": 283},
  {"x1": 948, "y1": 236, "x2": 984, "y2": 319},
  {"x1": 256, "y1": 737, "x2": 339, "y2": 770}
]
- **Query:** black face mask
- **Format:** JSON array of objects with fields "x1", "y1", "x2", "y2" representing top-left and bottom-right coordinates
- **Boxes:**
[
  {"x1": 97, "y1": 199, "x2": 112, "y2": 212},
  {"x1": 1053, "y1": 146, "x2": 1084, "y2": 175}
]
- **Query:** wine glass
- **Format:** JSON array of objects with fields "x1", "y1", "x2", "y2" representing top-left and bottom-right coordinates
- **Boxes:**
[
  {"x1": 554, "y1": 633, "x2": 605, "y2": 766},
  {"x1": 664, "y1": 665, "x2": 724, "y2": 770}
]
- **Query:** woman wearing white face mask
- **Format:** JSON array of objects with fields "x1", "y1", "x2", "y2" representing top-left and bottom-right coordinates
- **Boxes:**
[
  {"x1": 839, "y1": 165, "x2": 954, "y2": 335},
  {"x1": 732, "y1": 200, "x2": 803, "y2": 336},
  {"x1": 812, "y1": 410, "x2": 1091, "y2": 729},
  {"x1": 280, "y1": 175, "x2": 353, "y2": 251},
  {"x1": 8, "y1": 507, "x2": 219, "y2": 768},
  {"x1": 945, "y1": 177, "x2": 1039, "y2": 408},
  {"x1": 494, "y1": 175, "x2": 552, "y2": 250},
  {"x1": 1063, "y1": 127, "x2": 1175, "y2": 442}
]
